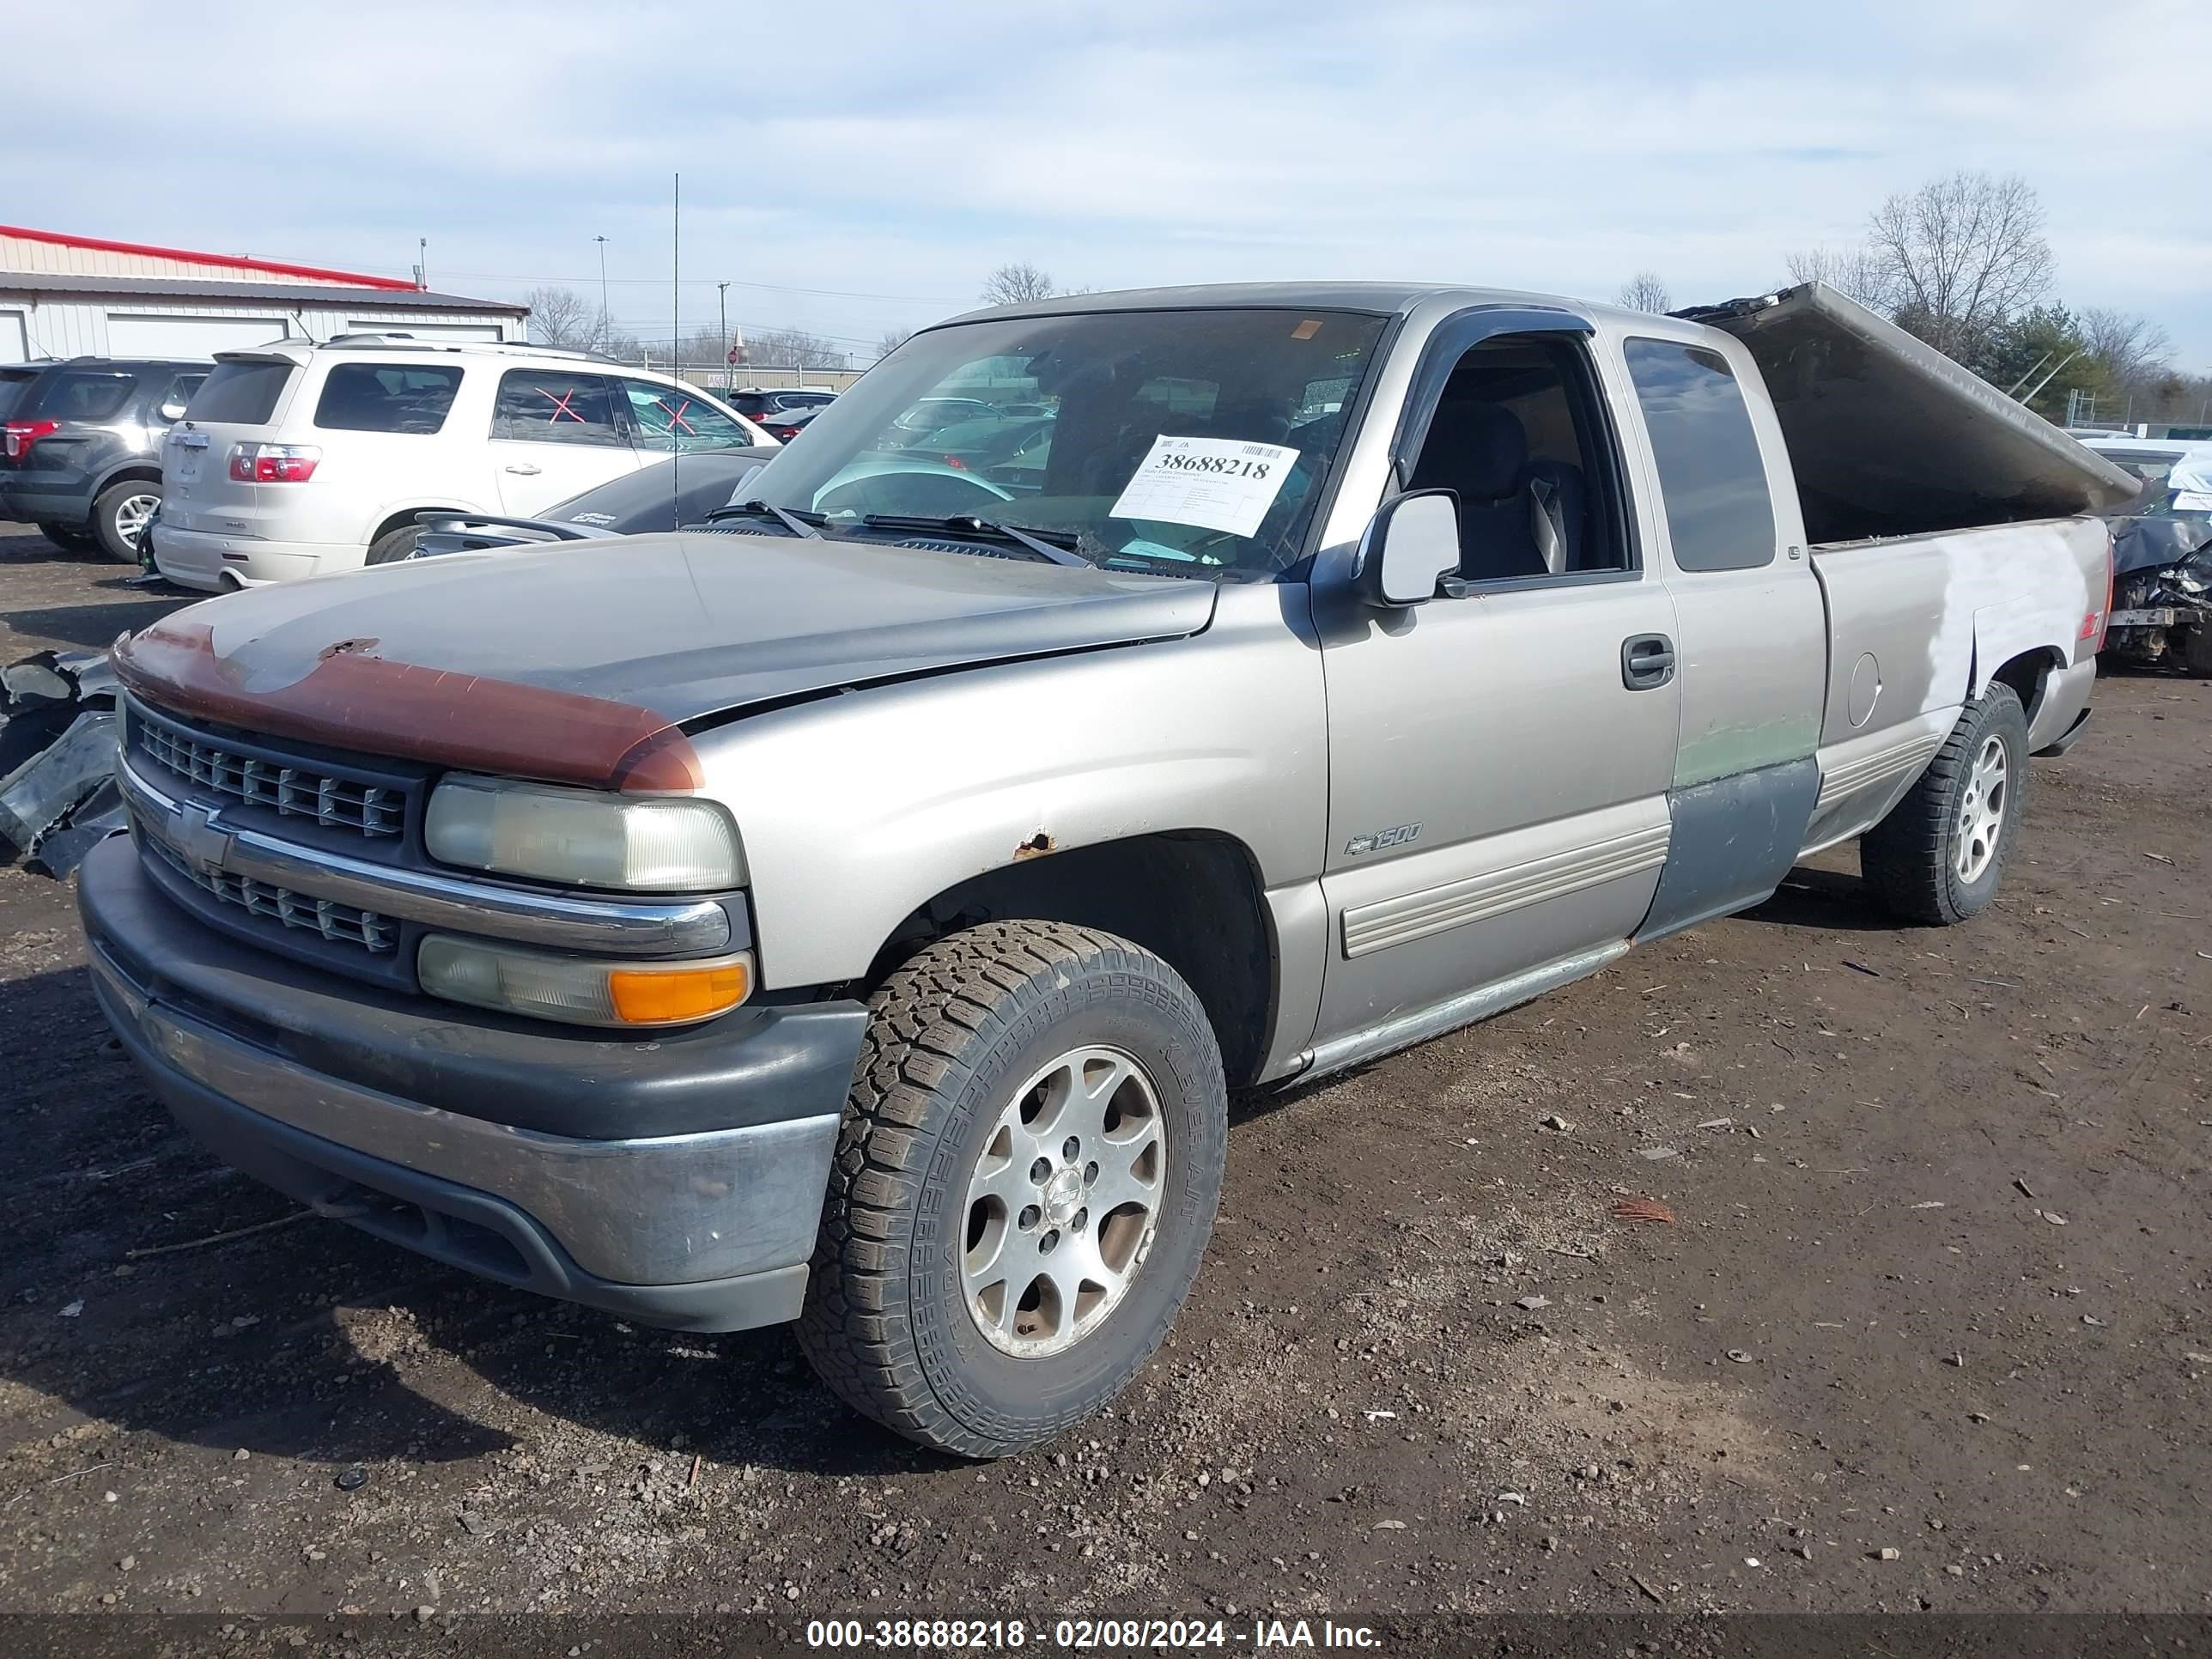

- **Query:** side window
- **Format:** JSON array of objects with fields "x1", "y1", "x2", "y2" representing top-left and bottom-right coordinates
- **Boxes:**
[
  {"x1": 32, "y1": 370, "x2": 136, "y2": 422},
  {"x1": 619, "y1": 380, "x2": 749, "y2": 452},
  {"x1": 1401, "y1": 333, "x2": 1629, "y2": 581},
  {"x1": 313, "y1": 363, "x2": 464, "y2": 434},
  {"x1": 1622, "y1": 338, "x2": 1776, "y2": 572},
  {"x1": 157, "y1": 374, "x2": 206, "y2": 422},
  {"x1": 490, "y1": 370, "x2": 623, "y2": 447}
]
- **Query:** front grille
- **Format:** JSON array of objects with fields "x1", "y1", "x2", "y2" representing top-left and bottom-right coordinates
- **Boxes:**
[
  {"x1": 143, "y1": 831, "x2": 398, "y2": 954},
  {"x1": 137, "y1": 718, "x2": 404, "y2": 838}
]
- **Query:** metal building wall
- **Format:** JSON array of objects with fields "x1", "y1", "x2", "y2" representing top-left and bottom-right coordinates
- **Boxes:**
[{"x1": 2, "y1": 298, "x2": 522, "y2": 362}]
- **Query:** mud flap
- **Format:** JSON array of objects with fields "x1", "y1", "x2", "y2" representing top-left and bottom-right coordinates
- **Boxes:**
[{"x1": 1636, "y1": 756, "x2": 1820, "y2": 942}]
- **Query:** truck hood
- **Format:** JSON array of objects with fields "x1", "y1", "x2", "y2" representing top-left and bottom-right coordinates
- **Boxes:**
[{"x1": 162, "y1": 530, "x2": 1217, "y2": 726}]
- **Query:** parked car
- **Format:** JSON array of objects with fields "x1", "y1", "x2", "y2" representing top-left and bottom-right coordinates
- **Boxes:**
[
  {"x1": 149, "y1": 336, "x2": 773, "y2": 590},
  {"x1": 2078, "y1": 436, "x2": 2212, "y2": 514},
  {"x1": 2105, "y1": 513, "x2": 2212, "y2": 672},
  {"x1": 0, "y1": 357, "x2": 210, "y2": 559},
  {"x1": 879, "y1": 395, "x2": 998, "y2": 447},
  {"x1": 409, "y1": 447, "x2": 778, "y2": 556},
  {"x1": 904, "y1": 413, "x2": 1056, "y2": 488},
  {"x1": 726, "y1": 387, "x2": 838, "y2": 424},
  {"x1": 757, "y1": 405, "x2": 826, "y2": 444},
  {"x1": 87, "y1": 278, "x2": 2127, "y2": 1458}
]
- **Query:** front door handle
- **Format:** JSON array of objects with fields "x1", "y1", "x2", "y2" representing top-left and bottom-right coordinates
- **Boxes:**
[
  {"x1": 1621, "y1": 633, "x2": 1676, "y2": 690},
  {"x1": 504, "y1": 463, "x2": 543, "y2": 477}
]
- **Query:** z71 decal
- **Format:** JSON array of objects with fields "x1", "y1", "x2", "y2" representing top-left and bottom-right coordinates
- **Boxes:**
[{"x1": 1345, "y1": 822, "x2": 1421, "y2": 856}]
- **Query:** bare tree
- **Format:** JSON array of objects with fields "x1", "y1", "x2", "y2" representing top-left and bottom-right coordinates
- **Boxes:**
[
  {"x1": 1614, "y1": 271, "x2": 1670, "y2": 313},
  {"x1": 1783, "y1": 244, "x2": 1898, "y2": 311},
  {"x1": 981, "y1": 262, "x2": 1060, "y2": 307},
  {"x1": 1863, "y1": 170, "x2": 2053, "y2": 357},
  {"x1": 526, "y1": 285, "x2": 595, "y2": 349},
  {"x1": 2079, "y1": 307, "x2": 2173, "y2": 388},
  {"x1": 876, "y1": 326, "x2": 914, "y2": 361},
  {"x1": 746, "y1": 326, "x2": 848, "y2": 370}
]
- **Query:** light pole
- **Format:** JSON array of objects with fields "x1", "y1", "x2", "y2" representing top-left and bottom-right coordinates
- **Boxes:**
[
  {"x1": 592, "y1": 235, "x2": 611, "y2": 352},
  {"x1": 717, "y1": 281, "x2": 731, "y2": 390}
]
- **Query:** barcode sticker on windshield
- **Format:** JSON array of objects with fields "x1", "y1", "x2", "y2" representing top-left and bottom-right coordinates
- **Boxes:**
[{"x1": 1109, "y1": 435, "x2": 1302, "y2": 538}]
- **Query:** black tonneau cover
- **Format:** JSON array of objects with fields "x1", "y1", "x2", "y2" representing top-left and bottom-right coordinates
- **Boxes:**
[{"x1": 1682, "y1": 283, "x2": 2139, "y2": 544}]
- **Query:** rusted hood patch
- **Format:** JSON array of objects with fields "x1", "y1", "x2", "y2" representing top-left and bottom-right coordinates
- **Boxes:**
[{"x1": 112, "y1": 618, "x2": 702, "y2": 793}]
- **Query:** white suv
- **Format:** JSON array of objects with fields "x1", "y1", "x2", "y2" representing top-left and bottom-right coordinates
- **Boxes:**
[{"x1": 152, "y1": 336, "x2": 774, "y2": 590}]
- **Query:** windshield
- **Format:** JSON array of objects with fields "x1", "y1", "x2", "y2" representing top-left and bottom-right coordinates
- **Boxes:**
[{"x1": 732, "y1": 307, "x2": 1390, "y2": 578}]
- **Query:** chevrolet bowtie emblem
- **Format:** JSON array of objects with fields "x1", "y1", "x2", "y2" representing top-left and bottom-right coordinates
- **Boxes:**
[{"x1": 173, "y1": 803, "x2": 232, "y2": 875}]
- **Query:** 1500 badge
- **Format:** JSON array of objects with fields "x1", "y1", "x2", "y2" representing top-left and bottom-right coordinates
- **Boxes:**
[{"x1": 1344, "y1": 822, "x2": 1420, "y2": 856}]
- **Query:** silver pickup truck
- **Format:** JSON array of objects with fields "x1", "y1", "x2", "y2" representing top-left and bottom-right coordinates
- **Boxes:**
[{"x1": 81, "y1": 281, "x2": 2131, "y2": 1457}]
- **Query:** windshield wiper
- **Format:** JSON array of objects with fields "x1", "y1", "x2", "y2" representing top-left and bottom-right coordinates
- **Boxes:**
[
  {"x1": 860, "y1": 514, "x2": 1091, "y2": 568},
  {"x1": 703, "y1": 500, "x2": 828, "y2": 538}
]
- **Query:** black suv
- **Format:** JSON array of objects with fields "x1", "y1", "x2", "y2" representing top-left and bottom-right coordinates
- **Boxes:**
[
  {"x1": 726, "y1": 386, "x2": 837, "y2": 422},
  {"x1": 0, "y1": 357, "x2": 210, "y2": 560}
]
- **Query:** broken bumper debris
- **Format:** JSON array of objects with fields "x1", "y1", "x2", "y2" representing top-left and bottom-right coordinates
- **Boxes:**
[
  {"x1": 2104, "y1": 515, "x2": 2212, "y2": 670},
  {"x1": 0, "y1": 647, "x2": 127, "y2": 878}
]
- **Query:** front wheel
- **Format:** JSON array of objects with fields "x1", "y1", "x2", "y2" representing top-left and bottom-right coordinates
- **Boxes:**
[
  {"x1": 797, "y1": 921, "x2": 1227, "y2": 1458},
  {"x1": 365, "y1": 523, "x2": 424, "y2": 564},
  {"x1": 1861, "y1": 683, "x2": 2029, "y2": 925},
  {"x1": 2182, "y1": 623, "x2": 2212, "y2": 679}
]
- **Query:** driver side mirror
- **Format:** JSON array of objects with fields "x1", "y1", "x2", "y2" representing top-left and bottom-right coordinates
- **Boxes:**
[
  {"x1": 159, "y1": 400, "x2": 188, "y2": 422},
  {"x1": 1360, "y1": 489, "x2": 1462, "y2": 607}
]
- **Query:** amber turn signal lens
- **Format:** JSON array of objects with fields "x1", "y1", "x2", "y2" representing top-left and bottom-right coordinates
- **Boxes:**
[
  {"x1": 607, "y1": 960, "x2": 751, "y2": 1024},
  {"x1": 417, "y1": 936, "x2": 753, "y2": 1029}
]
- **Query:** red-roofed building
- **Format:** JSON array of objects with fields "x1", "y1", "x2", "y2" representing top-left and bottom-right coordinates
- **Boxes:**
[{"x1": 0, "y1": 226, "x2": 527, "y2": 362}]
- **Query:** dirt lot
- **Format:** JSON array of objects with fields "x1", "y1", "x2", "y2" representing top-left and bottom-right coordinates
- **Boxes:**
[{"x1": 2, "y1": 521, "x2": 2208, "y2": 1634}]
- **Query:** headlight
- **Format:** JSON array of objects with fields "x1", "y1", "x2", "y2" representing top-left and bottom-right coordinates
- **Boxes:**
[
  {"x1": 418, "y1": 935, "x2": 752, "y2": 1027},
  {"x1": 425, "y1": 775, "x2": 744, "y2": 891}
]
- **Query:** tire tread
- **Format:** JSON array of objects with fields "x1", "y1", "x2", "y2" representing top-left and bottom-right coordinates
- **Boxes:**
[
  {"x1": 796, "y1": 920, "x2": 1222, "y2": 1458},
  {"x1": 1861, "y1": 684, "x2": 2027, "y2": 925}
]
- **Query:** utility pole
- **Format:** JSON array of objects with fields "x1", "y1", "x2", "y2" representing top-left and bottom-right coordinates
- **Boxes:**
[
  {"x1": 416, "y1": 237, "x2": 428, "y2": 291},
  {"x1": 717, "y1": 282, "x2": 731, "y2": 390},
  {"x1": 592, "y1": 235, "x2": 611, "y2": 352}
]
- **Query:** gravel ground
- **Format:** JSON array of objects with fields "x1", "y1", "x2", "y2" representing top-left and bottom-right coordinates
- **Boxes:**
[{"x1": 1, "y1": 522, "x2": 2208, "y2": 1634}]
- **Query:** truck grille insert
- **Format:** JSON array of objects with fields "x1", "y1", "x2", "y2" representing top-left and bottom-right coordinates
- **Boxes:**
[
  {"x1": 143, "y1": 833, "x2": 398, "y2": 954},
  {"x1": 137, "y1": 720, "x2": 404, "y2": 839}
]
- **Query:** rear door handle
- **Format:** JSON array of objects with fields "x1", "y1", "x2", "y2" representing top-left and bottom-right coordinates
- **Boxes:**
[
  {"x1": 1621, "y1": 633, "x2": 1676, "y2": 690},
  {"x1": 503, "y1": 463, "x2": 542, "y2": 476}
]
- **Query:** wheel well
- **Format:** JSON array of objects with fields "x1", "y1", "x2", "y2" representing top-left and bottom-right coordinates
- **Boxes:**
[
  {"x1": 368, "y1": 507, "x2": 456, "y2": 547},
  {"x1": 98, "y1": 465, "x2": 163, "y2": 493},
  {"x1": 866, "y1": 831, "x2": 1277, "y2": 1088},
  {"x1": 1990, "y1": 648, "x2": 2060, "y2": 725}
]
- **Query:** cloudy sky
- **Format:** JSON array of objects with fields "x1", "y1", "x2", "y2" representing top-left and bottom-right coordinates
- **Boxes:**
[{"x1": 12, "y1": 0, "x2": 2210, "y2": 370}]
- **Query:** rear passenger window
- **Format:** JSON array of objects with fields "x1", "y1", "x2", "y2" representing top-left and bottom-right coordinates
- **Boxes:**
[
  {"x1": 619, "y1": 380, "x2": 749, "y2": 452},
  {"x1": 490, "y1": 370, "x2": 624, "y2": 447},
  {"x1": 29, "y1": 370, "x2": 135, "y2": 422},
  {"x1": 313, "y1": 363, "x2": 465, "y2": 434},
  {"x1": 1623, "y1": 338, "x2": 1776, "y2": 572},
  {"x1": 186, "y1": 361, "x2": 295, "y2": 425}
]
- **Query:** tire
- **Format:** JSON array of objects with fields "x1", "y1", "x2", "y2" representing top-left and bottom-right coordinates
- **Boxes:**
[
  {"x1": 1861, "y1": 684, "x2": 2029, "y2": 925},
  {"x1": 92, "y1": 480, "x2": 161, "y2": 562},
  {"x1": 35, "y1": 520, "x2": 96, "y2": 553},
  {"x1": 797, "y1": 920, "x2": 1228, "y2": 1458},
  {"x1": 2182, "y1": 624, "x2": 2212, "y2": 679},
  {"x1": 365, "y1": 523, "x2": 424, "y2": 565}
]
